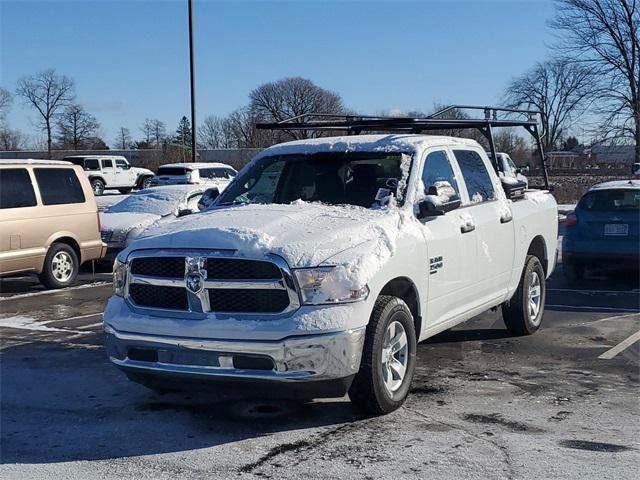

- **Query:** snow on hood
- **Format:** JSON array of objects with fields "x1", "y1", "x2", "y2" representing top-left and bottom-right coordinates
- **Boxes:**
[
  {"x1": 100, "y1": 212, "x2": 161, "y2": 234},
  {"x1": 125, "y1": 201, "x2": 416, "y2": 291}
]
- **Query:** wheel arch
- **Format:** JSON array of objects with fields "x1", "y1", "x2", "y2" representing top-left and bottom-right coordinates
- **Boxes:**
[
  {"x1": 378, "y1": 277, "x2": 422, "y2": 339},
  {"x1": 88, "y1": 175, "x2": 106, "y2": 185},
  {"x1": 47, "y1": 235, "x2": 82, "y2": 264},
  {"x1": 136, "y1": 174, "x2": 153, "y2": 188},
  {"x1": 527, "y1": 235, "x2": 548, "y2": 275}
]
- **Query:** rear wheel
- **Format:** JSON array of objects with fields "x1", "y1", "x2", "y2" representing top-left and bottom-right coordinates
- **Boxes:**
[
  {"x1": 502, "y1": 255, "x2": 546, "y2": 336},
  {"x1": 39, "y1": 243, "x2": 79, "y2": 289},
  {"x1": 90, "y1": 178, "x2": 105, "y2": 196},
  {"x1": 349, "y1": 295, "x2": 416, "y2": 415}
]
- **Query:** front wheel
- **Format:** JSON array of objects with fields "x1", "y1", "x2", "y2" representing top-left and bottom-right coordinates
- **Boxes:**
[
  {"x1": 349, "y1": 295, "x2": 417, "y2": 415},
  {"x1": 140, "y1": 177, "x2": 153, "y2": 190},
  {"x1": 502, "y1": 255, "x2": 546, "y2": 336}
]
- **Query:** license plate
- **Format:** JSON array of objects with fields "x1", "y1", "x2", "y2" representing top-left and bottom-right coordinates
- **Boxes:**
[{"x1": 604, "y1": 223, "x2": 628, "y2": 236}]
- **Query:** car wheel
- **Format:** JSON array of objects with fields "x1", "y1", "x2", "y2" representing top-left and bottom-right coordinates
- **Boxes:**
[
  {"x1": 91, "y1": 178, "x2": 105, "y2": 196},
  {"x1": 349, "y1": 295, "x2": 417, "y2": 415},
  {"x1": 118, "y1": 188, "x2": 132, "y2": 194},
  {"x1": 563, "y1": 261, "x2": 585, "y2": 282},
  {"x1": 38, "y1": 243, "x2": 79, "y2": 289},
  {"x1": 502, "y1": 255, "x2": 546, "y2": 336},
  {"x1": 141, "y1": 177, "x2": 153, "y2": 189}
]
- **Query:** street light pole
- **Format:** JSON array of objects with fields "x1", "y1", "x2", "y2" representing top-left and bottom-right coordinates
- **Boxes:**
[{"x1": 188, "y1": 0, "x2": 197, "y2": 162}]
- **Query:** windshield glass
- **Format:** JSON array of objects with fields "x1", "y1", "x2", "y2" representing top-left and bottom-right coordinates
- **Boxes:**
[
  {"x1": 580, "y1": 189, "x2": 640, "y2": 211},
  {"x1": 217, "y1": 152, "x2": 409, "y2": 208},
  {"x1": 158, "y1": 167, "x2": 189, "y2": 176},
  {"x1": 108, "y1": 191, "x2": 181, "y2": 216}
]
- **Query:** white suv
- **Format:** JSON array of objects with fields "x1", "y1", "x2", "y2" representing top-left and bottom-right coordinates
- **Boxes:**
[
  {"x1": 151, "y1": 162, "x2": 237, "y2": 191},
  {"x1": 64, "y1": 155, "x2": 154, "y2": 195}
]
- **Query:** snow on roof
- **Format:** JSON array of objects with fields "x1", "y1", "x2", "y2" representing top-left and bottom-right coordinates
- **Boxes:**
[
  {"x1": 107, "y1": 184, "x2": 205, "y2": 215},
  {"x1": 159, "y1": 162, "x2": 235, "y2": 170},
  {"x1": 0, "y1": 158, "x2": 71, "y2": 165},
  {"x1": 256, "y1": 134, "x2": 479, "y2": 158},
  {"x1": 589, "y1": 180, "x2": 640, "y2": 191}
]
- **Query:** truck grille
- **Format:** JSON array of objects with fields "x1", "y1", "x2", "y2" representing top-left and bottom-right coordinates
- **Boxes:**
[{"x1": 126, "y1": 254, "x2": 298, "y2": 315}]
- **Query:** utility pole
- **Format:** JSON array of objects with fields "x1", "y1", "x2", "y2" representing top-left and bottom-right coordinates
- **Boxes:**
[{"x1": 188, "y1": 0, "x2": 197, "y2": 162}]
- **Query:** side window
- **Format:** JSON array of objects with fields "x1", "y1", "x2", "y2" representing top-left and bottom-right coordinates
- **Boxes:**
[
  {"x1": 199, "y1": 168, "x2": 213, "y2": 179},
  {"x1": 84, "y1": 159, "x2": 100, "y2": 170},
  {"x1": 115, "y1": 159, "x2": 128, "y2": 169},
  {"x1": 453, "y1": 149, "x2": 495, "y2": 203},
  {"x1": 0, "y1": 169, "x2": 38, "y2": 209},
  {"x1": 422, "y1": 150, "x2": 460, "y2": 196},
  {"x1": 34, "y1": 168, "x2": 86, "y2": 205},
  {"x1": 101, "y1": 159, "x2": 113, "y2": 169}
]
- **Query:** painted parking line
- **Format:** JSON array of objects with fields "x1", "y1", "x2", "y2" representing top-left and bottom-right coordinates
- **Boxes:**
[
  {"x1": 44, "y1": 312, "x2": 103, "y2": 324},
  {"x1": 0, "y1": 315, "x2": 85, "y2": 334},
  {"x1": 598, "y1": 330, "x2": 640, "y2": 359},
  {"x1": 0, "y1": 281, "x2": 112, "y2": 301},
  {"x1": 546, "y1": 304, "x2": 640, "y2": 313}
]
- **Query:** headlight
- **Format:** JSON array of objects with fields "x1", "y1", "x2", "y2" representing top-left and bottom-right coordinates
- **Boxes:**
[
  {"x1": 110, "y1": 230, "x2": 128, "y2": 245},
  {"x1": 113, "y1": 258, "x2": 128, "y2": 297},
  {"x1": 293, "y1": 266, "x2": 369, "y2": 305}
]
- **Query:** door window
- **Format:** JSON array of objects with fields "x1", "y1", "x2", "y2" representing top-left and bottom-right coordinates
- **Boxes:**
[
  {"x1": 84, "y1": 159, "x2": 100, "y2": 170},
  {"x1": 422, "y1": 150, "x2": 460, "y2": 196},
  {"x1": 101, "y1": 159, "x2": 113, "y2": 169},
  {"x1": 34, "y1": 168, "x2": 86, "y2": 205},
  {"x1": 453, "y1": 150, "x2": 495, "y2": 203},
  {"x1": 0, "y1": 169, "x2": 37, "y2": 209},
  {"x1": 115, "y1": 159, "x2": 128, "y2": 169}
]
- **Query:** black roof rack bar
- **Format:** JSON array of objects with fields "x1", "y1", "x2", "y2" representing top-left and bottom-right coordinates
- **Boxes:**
[{"x1": 256, "y1": 105, "x2": 550, "y2": 190}]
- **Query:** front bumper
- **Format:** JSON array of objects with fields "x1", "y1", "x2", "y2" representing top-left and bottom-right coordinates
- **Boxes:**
[{"x1": 104, "y1": 323, "x2": 365, "y2": 389}]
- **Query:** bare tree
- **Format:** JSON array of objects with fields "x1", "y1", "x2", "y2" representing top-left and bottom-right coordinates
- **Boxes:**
[
  {"x1": 0, "y1": 87, "x2": 12, "y2": 122},
  {"x1": 0, "y1": 127, "x2": 25, "y2": 151},
  {"x1": 504, "y1": 58, "x2": 594, "y2": 151},
  {"x1": 150, "y1": 119, "x2": 166, "y2": 147},
  {"x1": 56, "y1": 104, "x2": 100, "y2": 150},
  {"x1": 140, "y1": 118, "x2": 154, "y2": 146},
  {"x1": 249, "y1": 77, "x2": 345, "y2": 140},
  {"x1": 114, "y1": 127, "x2": 132, "y2": 150},
  {"x1": 198, "y1": 115, "x2": 233, "y2": 148},
  {"x1": 16, "y1": 69, "x2": 75, "y2": 158},
  {"x1": 551, "y1": 0, "x2": 640, "y2": 160}
]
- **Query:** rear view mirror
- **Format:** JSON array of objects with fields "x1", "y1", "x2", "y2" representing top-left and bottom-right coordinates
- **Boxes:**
[{"x1": 417, "y1": 181, "x2": 461, "y2": 218}]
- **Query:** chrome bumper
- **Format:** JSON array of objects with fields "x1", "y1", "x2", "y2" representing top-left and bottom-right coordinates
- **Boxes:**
[{"x1": 104, "y1": 324, "x2": 365, "y2": 382}]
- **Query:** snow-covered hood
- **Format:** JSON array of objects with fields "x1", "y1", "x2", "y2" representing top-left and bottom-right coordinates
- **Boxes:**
[
  {"x1": 125, "y1": 202, "x2": 405, "y2": 270},
  {"x1": 100, "y1": 211, "x2": 162, "y2": 235},
  {"x1": 131, "y1": 166, "x2": 154, "y2": 176}
]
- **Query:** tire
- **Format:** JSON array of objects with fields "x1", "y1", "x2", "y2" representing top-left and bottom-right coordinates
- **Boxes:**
[
  {"x1": 118, "y1": 188, "x2": 132, "y2": 194},
  {"x1": 140, "y1": 176, "x2": 153, "y2": 190},
  {"x1": 349, "y1": 295, "x2": 417, "y2": 415},
  {"x1": 38, "y1": 243, "x2": 79, "y2": 289},
  {"x1": 90, "y1": 178, "x2": 105, "y2": 196},
  {"x1": 563, "y1": 261, "x2": 585, "y2": 282},
  {"x1": 502, "y1": 255, "x2": 546, "y2": 336}
]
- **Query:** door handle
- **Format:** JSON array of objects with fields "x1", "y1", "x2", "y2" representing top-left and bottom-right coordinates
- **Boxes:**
[
  {"x1": 460, "y1": 222, "x2": 475, "y2": 233},
  {"x1": 500, "y1": 213, "x2": 513, "y2": 224}
]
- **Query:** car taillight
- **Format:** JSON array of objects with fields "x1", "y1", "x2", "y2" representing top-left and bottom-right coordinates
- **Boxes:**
[{"x1": 565, "y1": 212, "x2": 578, "y2": 228}]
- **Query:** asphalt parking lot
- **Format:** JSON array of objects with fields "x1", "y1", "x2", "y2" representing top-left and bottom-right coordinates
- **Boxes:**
[{"x1": 1, "y1": 261, "x2": 638, "y2": 479}]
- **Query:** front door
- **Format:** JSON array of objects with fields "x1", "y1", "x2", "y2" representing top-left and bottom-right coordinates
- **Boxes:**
[
  {"x1": 418, "y1": 149, "x2": 478, "y2": 327},
  {"x1": 101, "y1": 158, "x2": 119, "y2": 187}
]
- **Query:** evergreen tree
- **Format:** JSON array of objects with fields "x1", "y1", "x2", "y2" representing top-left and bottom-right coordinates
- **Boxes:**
[{"x1": 174, "y1": 116, "x2": 192, "y2": 149}]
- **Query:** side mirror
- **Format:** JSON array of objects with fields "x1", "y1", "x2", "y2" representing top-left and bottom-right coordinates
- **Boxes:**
[
  {"x1": 176, "y1": 208, "x2": 193, "y2": 217},
  {"x1": 501, "y1": 178, "x2": 527, "y2": 200},
  {"x1": 417, "y1": 181, "x2": 461, "y2": 218},
  {"x1": 197, "y1": 187, "x2": 220, "y2": 210},
  {"x1": 516, "y1": 164, "x2": 530, "y2": 174}
]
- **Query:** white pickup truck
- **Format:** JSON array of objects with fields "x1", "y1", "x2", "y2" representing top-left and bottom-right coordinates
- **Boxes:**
[
  {"x1": 64, "y1": 155, "x2": 154, "y2": 195},
  {"x1": 104, "y1": 131, "x2": 557, "y2": 414}
]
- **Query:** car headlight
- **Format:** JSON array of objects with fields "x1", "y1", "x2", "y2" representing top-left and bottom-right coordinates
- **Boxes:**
[
  {"x1": 110, "y1": 230, "x2": 128, "y2": 245},
  {"x1": 293, "y1": 266, "x2": 369, "y2": 305},
  {"x1": 113, "y1": 258, "x2": 128, "y2": 297}
]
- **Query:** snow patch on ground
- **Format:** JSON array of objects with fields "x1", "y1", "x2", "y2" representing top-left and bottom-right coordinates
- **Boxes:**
[{"x1": 0, "y1": 315, "x2": 70, "y2": 332}]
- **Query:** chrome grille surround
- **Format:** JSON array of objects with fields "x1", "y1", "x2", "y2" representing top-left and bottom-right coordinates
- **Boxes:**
[{"x1": 124, "y1": 249, "x2": 301, "y2": 319}]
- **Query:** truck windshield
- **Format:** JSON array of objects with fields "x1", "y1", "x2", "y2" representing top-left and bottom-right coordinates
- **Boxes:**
[{"x1": 217, "y1": 152, "x2": 409, "y2": 208}]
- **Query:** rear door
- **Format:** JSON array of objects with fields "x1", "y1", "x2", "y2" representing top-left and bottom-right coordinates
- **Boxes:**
[
  {"x1": 0, "y1": 167, "x2": 42, "y2": 274},
  {"x1": 419, "y1": 149, "x2": 478, "y2": 326},
  {"x1": 452, "y1": 148, "x2": 514, "y2": 302}
]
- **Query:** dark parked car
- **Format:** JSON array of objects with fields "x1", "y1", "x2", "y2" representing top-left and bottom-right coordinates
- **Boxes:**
[{"x1": 563, "y1": 180, "x2": 640, "y2": 280}]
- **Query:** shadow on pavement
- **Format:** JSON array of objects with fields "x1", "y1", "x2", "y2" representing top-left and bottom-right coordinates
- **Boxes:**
[{"x1": 0, "y1": 340, "x2": 365, "y2": 464}]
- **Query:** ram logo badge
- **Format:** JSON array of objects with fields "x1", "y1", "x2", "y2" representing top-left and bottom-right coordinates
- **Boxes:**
[{"x1": 430, "y1": 256, "x2": 443, "y2": 275}]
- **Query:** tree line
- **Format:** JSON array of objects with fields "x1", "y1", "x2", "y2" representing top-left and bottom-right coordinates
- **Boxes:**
[{"x1": 1, "y1": 0, "x2": 637, "y2": 160}]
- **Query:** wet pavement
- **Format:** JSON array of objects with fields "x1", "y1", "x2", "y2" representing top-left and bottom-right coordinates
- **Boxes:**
[{"x1": 1, "y1": 266, "x2": 638, "y2": 479}]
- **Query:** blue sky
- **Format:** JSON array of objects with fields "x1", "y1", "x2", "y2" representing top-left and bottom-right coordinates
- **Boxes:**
[{"x1": 1, "y1": 0, "x2": 556, "y2": 146}]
